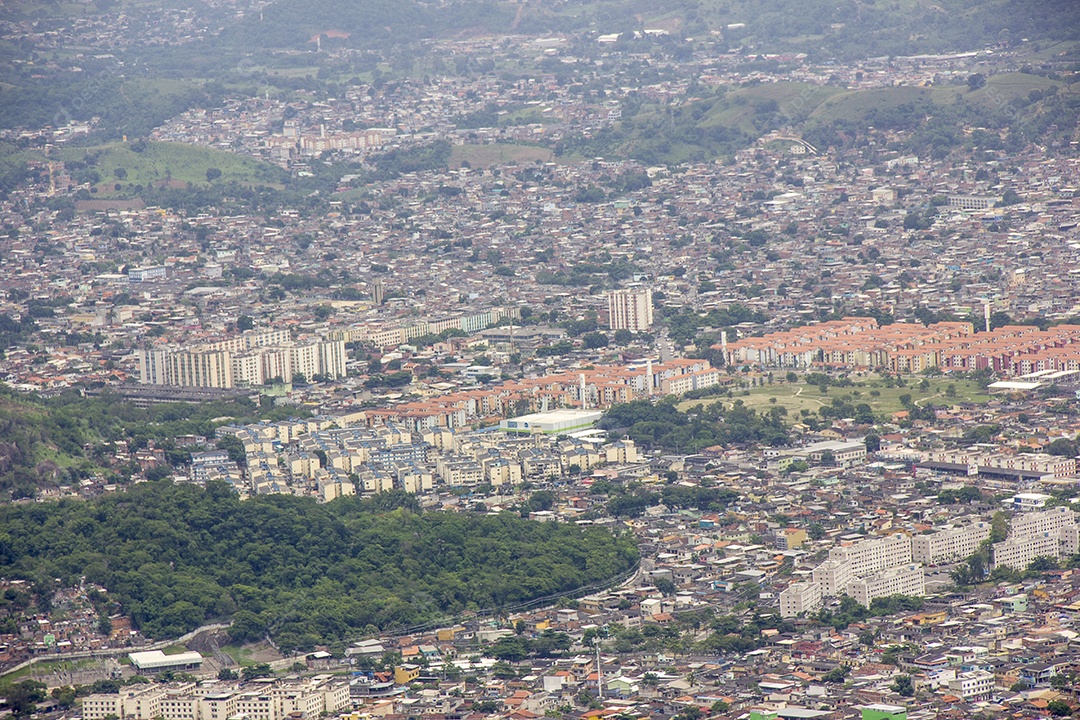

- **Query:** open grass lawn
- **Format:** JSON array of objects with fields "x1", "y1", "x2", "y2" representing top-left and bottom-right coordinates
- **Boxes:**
[
  {"x1": 219, "y1": 643, "x2": 259, "y2": 667},
  {"x1": 450, "y1": 143, "x2": 553, "y2": 168},
  {"x1": 678, "y1": 377, "x2": 990, "y2": 420},
  {"x1": 701, "y1": 82, "x2": 844, "y2": 130},
  {"x1": 808, "y1": 85, "x2": 932, "y2": 124},
  {"x1": 61, "y1": 141, "x2": 287, "y2": 196},
  {"x1": 808, "y1": 73, "x2": 1077, "y2": 126},
  {"x1": 161, "y1": 644, "x2": 192, "y2": 655},
  {"x1": 218, "y1": 640, "x2": 283, "y2": 667},
  {"x1": 932, "y1": 72, "x2": 1074, "y2": 108}
]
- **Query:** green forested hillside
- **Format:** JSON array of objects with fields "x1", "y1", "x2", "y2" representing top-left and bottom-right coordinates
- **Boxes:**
[
  {"x1": 556, "y1": 73, "x2": 1080, "y2": 164},
  {"x1": 221, "y1": 0, "x2": 516, "y2": 50},
  {"x1": 0, "y1": 483, "x2": 639, "y2": 652},
  {"x1": 542, "y1": 0, "x2": 1080, "y2": 58},
  {"x1": 218, "y1": 0, "x2": 1080, "y2": 54},
  {"x1": 1, "y1": 0, "x2": 1076, "y2": 154}
]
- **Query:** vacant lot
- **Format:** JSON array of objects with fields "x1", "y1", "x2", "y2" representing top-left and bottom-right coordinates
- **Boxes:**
[
  {"x1": 61, "y1": 141, "x2": 287, "y2": 195},
  {"x1": 450, "y1": 143, "x2": 553, "y2": 168}
]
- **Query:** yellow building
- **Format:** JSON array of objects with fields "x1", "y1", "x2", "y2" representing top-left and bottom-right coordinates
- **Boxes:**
[
  {"x1": 779, "y1": 528, "x2": 808, "y2": 550},
  {"x1": 394, "y1": 665, "x2": 421, "y2": 685}
]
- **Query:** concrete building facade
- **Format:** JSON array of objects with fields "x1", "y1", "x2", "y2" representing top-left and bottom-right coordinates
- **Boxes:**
[
  {"x1": 848, "y1": 564, "x2": 926, "y2": 608},
  {"x1": 912, "y1": 521, "x2": 991, "y2": 565},
  {"x1": 779, "y1": 581, "x2": 823, "y2": 618},
  {"x1": 607, "y1": 287, "x2": 653, "y2": 332}
]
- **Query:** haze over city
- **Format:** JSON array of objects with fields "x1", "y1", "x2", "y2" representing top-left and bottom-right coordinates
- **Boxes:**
[{"x1": 1, "y1": 1, "x2": 1080, "y2": 720}]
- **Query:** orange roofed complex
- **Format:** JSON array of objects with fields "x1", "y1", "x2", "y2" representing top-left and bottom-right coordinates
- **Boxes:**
[
  {"x1": 717, "y1": 317, "x2": 1080, "y2": 376},
  {"x1": 362, "y1": 358, "x2": 721, "y2": 432}
]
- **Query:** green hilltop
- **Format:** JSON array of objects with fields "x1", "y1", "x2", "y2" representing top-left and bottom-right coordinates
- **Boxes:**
[
  {"x1": 0, "y1": 482, "x2": 639, "y2": 652},
  {"x1": 59, "y1": 141, "x2": 288, "y2": 196},
  {"x1": 210, "y1": 0, "x2": 1080, "y2": 55},
  {"x1": 557, "y1": 72, "x2": 1080, "y2": 164}
]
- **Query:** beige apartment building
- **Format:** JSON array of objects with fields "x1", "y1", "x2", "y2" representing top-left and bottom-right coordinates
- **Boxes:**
[
  {"x1": 607, "y1": 287, "x2": 653, "y2": 332},
  {"x1": 82, "y1": 679, "x2": 350, "y2": 720},
  {"x1": 912, "y1": 520, "x2": 992, "y2": 565},
  {"x1": 779, "y1": 581, "x2": 823, "y2": 618},
  {"x1": 849, "y1": 563, "x2": 926, "y2": 608}
]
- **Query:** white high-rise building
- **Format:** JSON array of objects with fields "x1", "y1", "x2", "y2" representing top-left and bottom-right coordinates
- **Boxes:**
[
  {"x1": 812, "y1": 559, "x2": 853, "y2": 597},
  {"x1": 912, "y1": 520, "x2": 991, "y2": 565},
  {"x1": 139, "y1": 338, "x2": 346, "y2": 388},
  {"x1": 608, "y1": 287, "x2": 653, "y2": 332},
  {"x1": 993, "y1": 532, "x2": 1065, "y2": 570},
  {"x1": 993, "y1": 506, "x2": 1080, "y2": 570},
  {"x1": 82, "y1": 679, "x2": 350, "y2": 720},
  {"x1": 829, "y1": 534, "x2": 913, "y2": 578},
  {"x1": 779, "y1": 581, "x2": 823, "y2": 618},
  {"x1": 848, "y1": 564, "x2": 925, "y2": 608},
  {"x1": 1010, "y1": 506, "x2": 1077, "y2": 539},
  {"x1": 139, "y1": 348, "x2": 233, "y2": 388},
  {"x1": 812, "y1": 534, "x2": 925, "y2": 602}
]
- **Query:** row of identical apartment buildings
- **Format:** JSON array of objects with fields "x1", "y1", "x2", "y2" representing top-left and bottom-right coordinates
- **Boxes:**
[
  {"x1": 780, "y1": 507, "x2": 1080, "y2": 618},
  {"x1": 81, "y1": 677, "x2": 351, "y2": 720},
  {"x1": 138, "y1": 329, "x2": 347, "y2": 388},
  {"x1": 136, "y1": 307, "x2": 525, "y2": 389}
]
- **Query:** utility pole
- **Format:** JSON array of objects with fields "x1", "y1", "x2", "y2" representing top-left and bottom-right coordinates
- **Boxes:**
[{"x1": 596, "y1": 636, "x2": 603, "y2": 700}]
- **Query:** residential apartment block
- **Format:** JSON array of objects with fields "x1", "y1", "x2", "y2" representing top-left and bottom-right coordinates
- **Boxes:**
[
  {"x1": 1009, "y1": 506, "x2": 1078, "y2": 539},
  {"x1": 928, "y1": 450, "x2": 1076, "y2": 479},
  {"x1": 812, "y1": 534, "x2": 924, "y2": 604},
  {"x1": 607, "y1": 287, "x2": 653, "y2": 332},
  {"x1": 81, "y1": 678, "x2": 350, "y2": 720},
  {"x1": 993, "y1": 506, "x2": 1080, "y2": 570},
  {"x1": 994, "y1": 529, "x2": 1075, "y2": 570},
  {"x1": 229, "y1": 416, "x2": 642, "y2": 499},
  {"x1": 720, "y1": 317, "x2": 1080, "y2": 376},
  {"x1": 912, "y1": 520, "x2": 991, "y2": 565},
  {"x1": 140, "y1": 329, "x2": 346, "y2": 388},
  {"x1": 812, "y1": 559, "x2": 853, "y2": 597},
  {"x1": 947, "y1": 669, "x2": 995, "y2": 701},
  {"x1": 829, "y1": 534, "x2": 913, "y2": 579},
  {"x1": 340, "y1": 307, "x2": 519, "y2": 350},
  {"x1": 779, "y1": 581, "x2": 823, "y2": 618},
  {"x1": 848, "y1": 563, "x2": 926, "y2": 608}
]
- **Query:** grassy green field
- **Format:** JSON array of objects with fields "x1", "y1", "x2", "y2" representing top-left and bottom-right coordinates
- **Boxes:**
[
  {"x1": 219, "y1": 644, "x2": 259, "y2": 667},
  {"x1": 61, "y1": 141, "x2": 287, "y2": 195},
  {"x1": 450, "y1": 143, "x2": 554, "y2": 168},
  {"x1": 808, "y1": 86, "x2": 931, "y2": 124},
  {"x1": 808, "y1": 73, "x2": 1075, "y2": 125},
  {"x1": 678, "y1": 377, "x2": 990, "y2": 419},
  {"x1": 950, "y1": 72, "x2": 1074, "y2": 108},
  {"x1": 702, "y1": 82, "x2": 845, "y2": 131},
  {"x1": 161, "y1": 644, "x2": 192, "y2": 655}
]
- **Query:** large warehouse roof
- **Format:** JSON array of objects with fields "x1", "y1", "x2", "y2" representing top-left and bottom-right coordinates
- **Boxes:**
[{"x1": 128, "y1": 649, "x2": 203, "y2": 670}]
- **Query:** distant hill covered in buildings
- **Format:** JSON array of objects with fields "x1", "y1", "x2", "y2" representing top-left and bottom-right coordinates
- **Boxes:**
[{"x1": 228, "y1": 0, "x2": 1080, "y2": 57}]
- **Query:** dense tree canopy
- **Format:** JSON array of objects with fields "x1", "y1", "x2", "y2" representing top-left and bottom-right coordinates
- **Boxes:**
[
  {"x1": 0, "y1": 483, "x2": 638, "y2": 652},
  {"x1": 599, "y1": 398, "x2": 789, "y2": 451},
  {"x1": 606, "y1": 485, "x2": 741, "y2": 518}
]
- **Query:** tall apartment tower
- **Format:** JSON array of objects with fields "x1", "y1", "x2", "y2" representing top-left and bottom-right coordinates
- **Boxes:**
[{"x1": 608, "y1": 287, "x2": 653, "y2": 332}]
